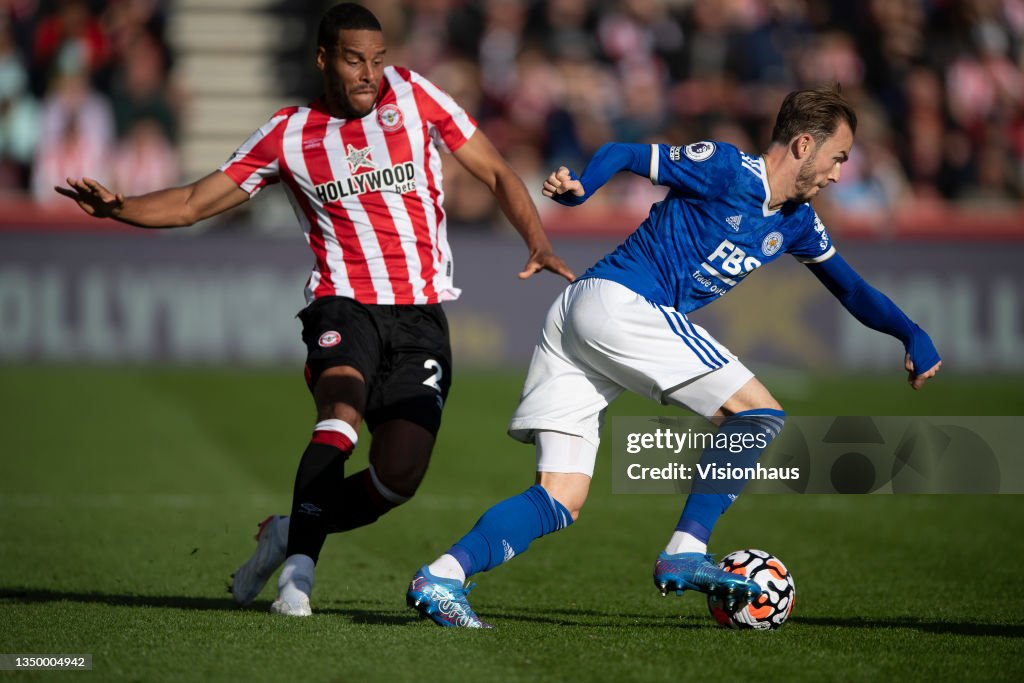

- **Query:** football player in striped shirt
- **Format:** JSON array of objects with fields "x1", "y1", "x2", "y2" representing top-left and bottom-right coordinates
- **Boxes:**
[
  {"x1": 56, "y1": 3, "x2": 573, "y2": 616},
  {"x1": 406, "y1": 86, "x2": 942, "y2": 628}
]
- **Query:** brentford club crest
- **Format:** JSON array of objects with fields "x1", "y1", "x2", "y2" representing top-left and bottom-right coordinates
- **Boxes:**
[
  {"x1": 318, "y1": 331, "x2": 342, "y2": 348},
  {"x1": 377, "y1": 104, "x2": 404, "y2": 132}
]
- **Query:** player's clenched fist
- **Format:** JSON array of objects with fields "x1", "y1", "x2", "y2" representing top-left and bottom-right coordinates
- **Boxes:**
[
  {"x1": 542, "y1": 167, "x2": 584, "y2": 198},
  {"x1": 905, "y1": 354, "x2": 942, "y2": 391}
]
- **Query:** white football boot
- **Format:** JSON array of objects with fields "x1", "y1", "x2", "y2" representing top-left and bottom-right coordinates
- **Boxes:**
[
  {"x1": 271, "y1": 554, "x2": 315, "y2": 617},
  {"x1": 230, "y1": 515, "x2": 289, "y2": 606}
]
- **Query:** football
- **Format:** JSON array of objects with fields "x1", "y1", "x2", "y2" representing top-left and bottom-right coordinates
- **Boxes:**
[{"x1": 707, "y1": 549, "x2": 795, "y2": 630}]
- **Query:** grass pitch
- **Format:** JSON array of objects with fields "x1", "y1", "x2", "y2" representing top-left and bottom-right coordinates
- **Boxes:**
[{"x1": 1, "y1": 366, "x2": 1023, "y2": 682}]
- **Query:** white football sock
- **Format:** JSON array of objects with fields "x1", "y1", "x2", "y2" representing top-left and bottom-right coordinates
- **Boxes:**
[
  {"x1": 427, "y1": 553, "x2": 466, "y2": 583},
  {"x1": 665, "y1": 531, "x2": 707, "y2": 555}
]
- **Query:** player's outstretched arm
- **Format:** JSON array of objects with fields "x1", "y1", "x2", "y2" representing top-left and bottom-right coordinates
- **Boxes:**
[
  {"x1": 55, "y1": 171, "x2": 250, "y2": 229},
  {"x1": 543, "y1": 143, "x2": 651, "y2": 207},
  {"x1": 807, "y1": 252, "x2": 942, "y2": 390},
  {"x1": 453, "y1": 131, "x2": 575, "y2": 282}
]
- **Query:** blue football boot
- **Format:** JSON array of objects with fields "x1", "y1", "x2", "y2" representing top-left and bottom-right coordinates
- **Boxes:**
[
  {"x1": 653, "y1": 551, "x2": 761, "y2": 611},
  {"x1": 406, "y1": 565, "x2": 492, "y2": 629}
]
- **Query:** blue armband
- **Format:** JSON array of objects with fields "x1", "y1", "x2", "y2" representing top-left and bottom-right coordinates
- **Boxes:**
[
  {"x1": 551, "y1": 143, "x2": 651, "y2": 206},
  {"x1": 808, "y1": 253, "x2": 941, "y2": 372}
]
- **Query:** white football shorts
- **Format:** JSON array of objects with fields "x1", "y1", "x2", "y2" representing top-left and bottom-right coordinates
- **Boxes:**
[{"x1": 508, "y1": 277, "x2": 753, "y2": 469}]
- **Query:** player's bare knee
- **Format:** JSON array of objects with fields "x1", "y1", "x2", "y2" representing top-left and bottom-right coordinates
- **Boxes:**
[
  {"x1": 563, "y1": 503, "x2": 583, "y2": 522},
  {"x1": 718, "y1": 377, "x2": 782, "y2": 416},
  {"x1": 317, "y1": 403, "x2": 363, "y2": 428},
  {"x1": 314, "y1": 366, "x2": 367, "y2": 422},
  {"x1": 367, "y1": 420, "x2": 435, "y2": 499},
  {"x1": 537, "y1": 471, "x2": 590, "y2": 521},
  {"x1": 370, "y1": 455, "x2": 430, "y2": 500},
  {"x1": 367, "y1": 463, "x2": 417, "y2": 506},
  {"x1": 550, "y1": 492, "x2": 585, "y2": 522},
  {"x1": 542, "y1": 486, "x2": 584, "y2": 521}
]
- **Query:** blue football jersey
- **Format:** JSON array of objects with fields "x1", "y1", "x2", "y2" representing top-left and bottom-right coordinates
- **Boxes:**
[{"x1": 583, "y1": 141, "x2": 836, "y2": 313}]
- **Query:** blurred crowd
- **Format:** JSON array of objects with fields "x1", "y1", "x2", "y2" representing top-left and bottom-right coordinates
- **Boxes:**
[
  {"x1": 0, "y1": 0, "x2": 179, "y2": 205},
  {"x1": 1, "y1": 0, "x2": 1022, "y2": 231},
  {"x1": 365, "y1": 0, "x2": 1024, "y2": 228}
]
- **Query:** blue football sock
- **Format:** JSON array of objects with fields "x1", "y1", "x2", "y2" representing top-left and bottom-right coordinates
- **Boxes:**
[
  {"x1": 448, "y1": 485, "x2": 573, "y2": 577},
  {"x1": 676, "y1": 409, "x2": 785, "y2": 544}
]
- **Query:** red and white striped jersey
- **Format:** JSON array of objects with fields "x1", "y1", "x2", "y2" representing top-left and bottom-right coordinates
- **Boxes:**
[{"x1": 219, "y1": 66, "x2": 477, "y2": 305}]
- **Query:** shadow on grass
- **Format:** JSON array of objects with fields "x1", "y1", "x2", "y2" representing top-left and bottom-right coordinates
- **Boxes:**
[
  {"x1": 0, "y1": 587, "x2": 692, "y2": 628},
  {"x1": 0, "y1": 586, "x2": 417, "y2": 625},
  {"x1": 1, "y1": 586, "x2": 240, "y2": 611},
  {"x1": 392, "y1": 603, "x2": 1024, "y2": 634},
  {"x1": 794, "y1": 615, "x2": 1024, "y2": 638},
  {"x1": 482, "y1": 605, "x2": 708, "y2": 629},
  {"x1": 5, "y1": 588, "x2": 1021, "y2": 636}
]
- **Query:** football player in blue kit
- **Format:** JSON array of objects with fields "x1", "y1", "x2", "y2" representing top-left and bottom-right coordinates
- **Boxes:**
[{"x1": 405, "y1": 85, "x2": 942, "y2": 628}]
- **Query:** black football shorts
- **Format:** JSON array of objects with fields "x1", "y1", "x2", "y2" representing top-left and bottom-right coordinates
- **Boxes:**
[{"x1": 298, "y1": 296, "x2": 452, "y2": 436}]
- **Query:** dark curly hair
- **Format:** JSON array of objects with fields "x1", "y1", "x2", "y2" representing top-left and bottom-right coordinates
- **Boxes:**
[{"x1": 317, "y1": 3, "x2": 382, "y2": 50}]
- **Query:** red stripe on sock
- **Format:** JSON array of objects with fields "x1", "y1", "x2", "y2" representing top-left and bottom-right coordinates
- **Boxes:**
[{"x1": 311, "y1": 430, "x2": 353, "y2": 453}]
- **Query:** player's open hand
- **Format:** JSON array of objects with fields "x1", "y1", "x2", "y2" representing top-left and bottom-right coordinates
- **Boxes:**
[
  {"x1": 905, "y1": 354, "x2": 941, "y2": 390},
  {"x1": 519, "y1": 248, "x2": 576, "y2": 282},
  {"x1": 55, "y1": 177, "x2": 124, "y2": 218},
  {"x1": 542, "y1": 167, "x2": 584, "y2": 198}
]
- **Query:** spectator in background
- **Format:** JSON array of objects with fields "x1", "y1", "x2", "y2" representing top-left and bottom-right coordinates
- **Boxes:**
[
  {"x1": 823, "y1": 102, "x2": 912, "y2": 225},
  {"x1": 900, "y1": 65, "x2": 946, "y2": 199},
  {"x1": 669, "y1": 0, "x2": 737, "y2": 123},
  {"x1": 477, "y1": 0, "x2": 529, "y2": 112},
  {"x1": 0, "y1": 19, "x2": 39, "y2": 191},
  {"x1": 534, "y1": 0, "x2": 597, "y2": 61},
  {"x1": 961, "y1": 129, "x2": 1024, "y2": 206},
  {"x1": 546, "y1": 52, "x2": 616, "y2": 169},
  {"x1": 596, "y1": 0, "x2": 685, "y2": 76},
  {"x1": 1, "y1": 0, "x2": 1021, "y2": 221},
  {"x1": 613, "y1": 61, "x2": 668, "y2": 142},
  {"x1": 108, "y1": 30, "x2": 176, "y2": 143},
  {"x1": 31, "y1": 0, "x2": 109, "y2": 92},
  {"x1": 102, "y1": 0, "x2": 167, "y2": 64},
  {"x1": 376, "y1": 0, "x2": 454, "y2": 72},
  {"x1": 111, "y1": 117, "x2": 178, "y2": 197},
  {"x1": 32, "y1": 67, "x2": 114, "y2": 203}
]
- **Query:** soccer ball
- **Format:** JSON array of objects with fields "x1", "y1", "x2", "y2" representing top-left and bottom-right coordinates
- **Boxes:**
[{"x1": 707, "y1": 549, "x2": 795, "y2": 630}]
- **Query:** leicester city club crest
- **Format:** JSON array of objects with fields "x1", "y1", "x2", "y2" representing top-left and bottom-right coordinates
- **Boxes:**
[{"x1": 761, "y1": 231, "x2": 783, "y2": 256}]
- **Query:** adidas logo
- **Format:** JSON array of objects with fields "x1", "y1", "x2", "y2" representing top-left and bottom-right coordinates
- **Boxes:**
[
  {"x1": 502, "y1": 539, "x2": 516, "y2": 563},
  {"x1": 726, "y1": 215, "x2": 743, "y2": 231}
]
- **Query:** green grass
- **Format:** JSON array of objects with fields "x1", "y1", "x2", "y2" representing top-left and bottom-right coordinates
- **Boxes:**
[{"x1": 1, "y1": 366, "x2": 1023, "y2": 682}]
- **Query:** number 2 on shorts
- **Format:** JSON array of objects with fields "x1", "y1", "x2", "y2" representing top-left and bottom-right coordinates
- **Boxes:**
[{"x1": 422, "y1": 359, "x2": 443, "y2": 392}]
